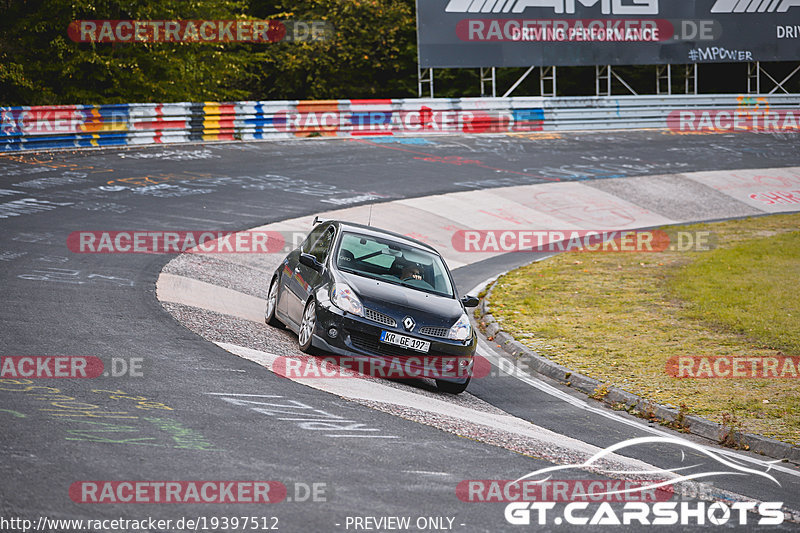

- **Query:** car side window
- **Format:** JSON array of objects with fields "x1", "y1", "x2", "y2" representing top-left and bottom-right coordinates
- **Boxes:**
[
  {"x1": 309, "y1": 227, "x2": 335, "y2": 263},
  {"x1": 300, "y1": 225, "x2": 326, "y2": 253}
]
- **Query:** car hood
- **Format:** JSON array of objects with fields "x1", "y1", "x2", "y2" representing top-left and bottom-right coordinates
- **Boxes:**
[{"x1": 339, "y1": 271, "x2": 463, "y2": 326}]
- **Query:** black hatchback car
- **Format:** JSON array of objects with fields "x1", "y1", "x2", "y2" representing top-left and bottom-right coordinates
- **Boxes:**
[{"x1": 265, "y1": 219, "x2": 479, "y2": 394}]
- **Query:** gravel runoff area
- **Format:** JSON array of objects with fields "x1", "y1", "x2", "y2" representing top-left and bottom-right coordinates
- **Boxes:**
[
  {"x1": 159, "y1": 301, "x2": 508, "y2": 417},
  {"x1": 162, "y1": 250, "x2": 509, "y2": 414},
  {"x1": 162, "y1": 252, "x2": 279, "y2": 300}
]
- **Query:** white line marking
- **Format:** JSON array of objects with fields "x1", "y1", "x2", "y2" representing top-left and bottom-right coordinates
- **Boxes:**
[
  {"x1": 324, "y1": 435, "x2": 401, "y2": 439},
  {"x1": 277, "y1": 418, "x2": 355, "y2": 422},
  {"x1": 161, "y1": 213, "x2": 232, "y2": 224},
  {"x1": 224, "y1": 211, "x2": 273, "y2": 219},
  {"x1": 205, "y1": 392, "x2": 282, "y2": 397}
]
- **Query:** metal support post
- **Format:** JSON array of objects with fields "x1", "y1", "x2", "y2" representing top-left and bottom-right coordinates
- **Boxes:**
[
  {"x1": 656, "y1": 65, "x2": 672, "y2": 95},
  {"x1": 418, "y1": 67, "x2": 434, "y2": 98},
  {"x1": 539, "y1": 66, "x2": 556, "y2": 97},
  {"x1": 748, "y1": 62, "x2": 761, "y2": 94},
  {"x1": 596, "y1": 65, "x2": 611, "y2": 96},
  {"x1": 685, "y1": 64, "x2": 698, "y2": 95},
  {"x1": 480, "y1": 67, "x2": 497, "y2": 97}
]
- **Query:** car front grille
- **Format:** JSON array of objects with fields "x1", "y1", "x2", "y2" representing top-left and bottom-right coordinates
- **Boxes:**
[
  {"x1": 350, "y1": 331, "x2": 423, "y2": 358},
  {"x1": 350, "y1": 331, "x2": 394, "y2": 355},
  {"x1": 347, "y1": 332, "x2": 465, "y2": 376},
  {"x1": 363, "y1": 307, "x2": 396, "y2": 327},
  {"x1": 419, "y1": 326, "x2": 449, "y2": 338}
]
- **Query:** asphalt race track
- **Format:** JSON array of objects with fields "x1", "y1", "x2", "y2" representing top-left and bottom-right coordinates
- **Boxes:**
[{"x1": 2, "y1": 130, "x2": 800, "y2": 532}]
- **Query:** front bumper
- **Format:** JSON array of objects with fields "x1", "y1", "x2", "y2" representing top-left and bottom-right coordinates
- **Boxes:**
[{"x1": 311, "y1": 301, "x2": 475, "y2": 384}]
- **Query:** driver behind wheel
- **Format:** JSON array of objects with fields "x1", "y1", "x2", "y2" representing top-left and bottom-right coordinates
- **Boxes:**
[{"x1": 400, "y1": 262, "x2": 422, "y2": 281}]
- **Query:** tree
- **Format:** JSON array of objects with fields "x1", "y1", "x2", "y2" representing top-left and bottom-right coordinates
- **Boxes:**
[
  {"x1": 0, "y1": 0, "x2": 258, "y2": 105},
  {"x1": 247, "y1": 0, "x2": 418, "y2": 100}
]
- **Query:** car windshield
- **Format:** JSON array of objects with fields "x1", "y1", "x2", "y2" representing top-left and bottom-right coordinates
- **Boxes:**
[{"x1": 335, "y1": 231, "x2": 454, "y2": 298}]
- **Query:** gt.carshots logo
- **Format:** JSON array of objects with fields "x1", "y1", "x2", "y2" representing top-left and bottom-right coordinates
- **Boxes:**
[{"x1": 498, "y1": 437, "x2": 788, "y2": 527}]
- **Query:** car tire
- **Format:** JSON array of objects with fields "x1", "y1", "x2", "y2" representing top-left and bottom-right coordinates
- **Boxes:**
[
  {"x1": 265, "y1": 276, "x2": 284, "y2": 328},
  {"x1": 436, "y1": 377, "x2": 470, "y2": 394},
  {"x1": 298, "y1": 299, "x2": 317, "y2": 353}
]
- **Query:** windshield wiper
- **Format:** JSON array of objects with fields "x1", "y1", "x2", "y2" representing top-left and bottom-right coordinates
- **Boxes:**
[
  {"x1": 397, "y1": 279, "x2": 452, "y2": 298},
  {"x1": 337, "y1": 266, "x2": 386, "y2": 283}
]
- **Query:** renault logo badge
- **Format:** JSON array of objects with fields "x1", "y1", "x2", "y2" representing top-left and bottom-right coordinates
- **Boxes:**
[{"x1": 403, "y1": 316, "x2": 415, "y2": 332}]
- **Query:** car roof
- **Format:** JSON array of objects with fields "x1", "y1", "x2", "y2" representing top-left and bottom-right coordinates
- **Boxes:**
[{"x1": 320, "y1": 220, "x2": 440, "y2": 254}]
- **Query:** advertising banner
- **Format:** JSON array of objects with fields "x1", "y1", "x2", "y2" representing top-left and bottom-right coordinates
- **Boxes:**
[{"x1": 416, "y1": 0, "x2": 800, "y2": 67}]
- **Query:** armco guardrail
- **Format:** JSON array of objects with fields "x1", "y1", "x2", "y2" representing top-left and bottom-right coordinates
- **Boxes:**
[{"x1": 1, "y1": 94, "x2": 798, "y2": 152}]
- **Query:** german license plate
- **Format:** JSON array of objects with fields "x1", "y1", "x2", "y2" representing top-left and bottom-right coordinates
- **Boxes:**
[{"x1": 380, "y1": 331, "x2": 430, "y2": 353}]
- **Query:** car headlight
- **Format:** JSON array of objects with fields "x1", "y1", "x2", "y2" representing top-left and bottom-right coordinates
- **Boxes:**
[
  {"x1": 331, "y1": 282, "x2": 363, "y2": 316},
  {"x1": 448, "y1": 312, "x2": 471, "y2": 341}
]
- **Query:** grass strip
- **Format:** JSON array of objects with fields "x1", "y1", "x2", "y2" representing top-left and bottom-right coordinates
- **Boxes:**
[{"x1": 489, "y1": 213, "x2": 800, "y2": 444}]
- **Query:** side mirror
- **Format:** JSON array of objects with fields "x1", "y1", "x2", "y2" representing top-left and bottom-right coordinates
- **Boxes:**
[
  {"x1": 299, "y1": 253, "x2": 323, "y2": 272},
  {"x1": 461, "y1": 295, "x2": 480, "y2": 308}
]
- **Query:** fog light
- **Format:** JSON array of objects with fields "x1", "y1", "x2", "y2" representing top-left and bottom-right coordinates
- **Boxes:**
[{"x1": 327, "y1": 327, "x2": 338, "y2": 339}]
